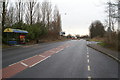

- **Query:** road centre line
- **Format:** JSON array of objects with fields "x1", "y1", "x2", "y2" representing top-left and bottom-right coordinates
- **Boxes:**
[
  {"x1": 88, "y1": 76, "x2": 91, "y2": 80},
  {"x1": 87, "y1": 52, "x2": 89, "y2": 54},
  {"x1": 29, "y1": 56, "x2": 51, "y2": 68},
  {"x1": 88, "y1": 65, "x2": 91, "y2": 71},
  {"x1": 87, "y1": 59, "x2": 89, "y2": 63},
  {"x1": 87, "y1": 55, "x2": 89, "y2": 58}
]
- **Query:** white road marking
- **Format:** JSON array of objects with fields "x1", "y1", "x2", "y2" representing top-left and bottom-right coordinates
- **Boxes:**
[
  {"x1": 60, "y1": 49, "x2": 64, "y2": 51},
  {"x1": 39, "y1": 55, "x2": 45, "y2": 58},
  {"x1": 20, "y1": 62, "x2": 28, "y2": 67},
  {"x1": 87, "y1": 59, "x2": 89, "y2": 63},
  {"x1": 49, "y1": 51, "x2": 56, "y2": 53},
  {"x1": 88, "y1": 65, "x2": 91, "y2": 71},
  {"x1": 87, "y1": 52, "x2": 89, "y2": 54},
  {"x1": 29, "y1": 56, "x2": 51, "y2": 68},
  {"x1": 8, "y1": 62, "x2": 19, "y2": 66},
  {"x1": 56, "y1": 51, "x2": 60, "y2": 53},
  {"x1": 22, "y1": 55, "x2": 38, "y2": 61},
  {"x1": 87, "y1": 55, "x2": 89, "y2": 58},
  {"x1": 88, "y1": 76, "x2": 91, "y2": 80}
]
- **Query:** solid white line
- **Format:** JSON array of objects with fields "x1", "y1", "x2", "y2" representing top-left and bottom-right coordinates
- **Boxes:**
[
  {"x1": 20, "y1": 62, "x2": 28, "y2": 67},
  {"x1": 9, "y1": 62, "x2": 19, "y2": 66},
  {"x1": 39, "y1": 55, "x2": 45, "y2": 57},
  {"x1": 29, "y1": 56, "x2": 51, "y2": 68},
  {"x1": 88, "y1": 76, "x2": 91, "y2": 80},
  {"x1": 87, "y1": 59, "x2": 89, "y2": 63},
  {"x1": 88, "y1": 65, "x2": 91, "y2": 71},
  {"x1": 87, "y1": 55, "x2": 89, "y2": 58}
]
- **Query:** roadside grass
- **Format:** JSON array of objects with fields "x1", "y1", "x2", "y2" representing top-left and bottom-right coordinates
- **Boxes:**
[
  {"x1": 97, "y1": 42, "x2": 118, "y2": 51},
  {"x1": 89, "y1": 37, "x2": 118, "y2": 51},
  {"x1": 98, "y1": 42, "x2": 106, "y2": 47},
  {"x1": 89, "y1": 37, "x2": 105, "y2": 42}
]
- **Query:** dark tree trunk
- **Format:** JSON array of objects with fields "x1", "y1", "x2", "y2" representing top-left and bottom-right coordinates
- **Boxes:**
[{"x1": 2, "y1": 2, "x2": 5, "y2": 30}]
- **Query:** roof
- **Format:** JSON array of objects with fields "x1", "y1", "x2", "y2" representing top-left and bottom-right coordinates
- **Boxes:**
[{"x1": 4, "y1": 28, "x2": 28, "y2": 33}]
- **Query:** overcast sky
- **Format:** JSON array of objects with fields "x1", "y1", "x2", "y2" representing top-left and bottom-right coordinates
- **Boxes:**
[
  {"x1": 48, "y1": 0, "x2": 112, "y2": 36},
  {"x1": 10, "y1": 0, "x2": 116, "y2": 36}
]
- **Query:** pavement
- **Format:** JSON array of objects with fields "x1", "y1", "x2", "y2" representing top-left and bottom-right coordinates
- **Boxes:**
[
  {"x1": 87, "y1": 43, "x2": 120, "y2": 62},
  {"x1": 2, "y1": 39, "x2": 120, "y2": 79}
]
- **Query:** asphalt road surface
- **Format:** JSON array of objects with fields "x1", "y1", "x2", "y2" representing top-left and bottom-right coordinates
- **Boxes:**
[{"x1": 2, "y1": 39, "x2": 119, "y2": 79}]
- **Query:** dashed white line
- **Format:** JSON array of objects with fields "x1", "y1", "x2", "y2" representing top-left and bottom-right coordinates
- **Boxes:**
[
  {"x1": 87, "y1": 59, "x2": 90, "y2": 63},
  {"x1": 88, "y1": 76, "x2": 91, "y2": 80},
  {"x1": 20, "y1": 62, "x2": 28, "y2": 67},
  {"x1": 88, "y1": 65, "x2": 91, "y2": 71},
  {"x1": 29, "y1": 56, "x2": 51, "y2": 68},
  {"x1": 87, "y1": 52, "x2": 89, "y2": 54},
  {"x1": 87, "y1": 55, "x2": 89, "y2": 58}
]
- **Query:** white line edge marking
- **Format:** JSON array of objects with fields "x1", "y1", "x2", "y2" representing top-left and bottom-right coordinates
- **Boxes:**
[
  {"x1": 88, "y1": 65, "x2": 91, "y2": 71},
  {"x1": 88, "y1": 76, "x2": 91, "y2": 80},
  {"x1": 39, "y1": 55, "x2": 45, "y2": 57},
  {"x1": 87, "y1": 59, "x2": 89, "y2": 63},
  {"x1": 20, "y1": 62, "x2": 28, "y2": 67},
  {"x1": 9, "y1": 62, "x2": 19, "y2": 66},
  {"x1": 29, "y1": 56, "x2": 51, "y2": 68},
  {"x1": 8, "y1": 55, "x2": 38, "y2": 67}
]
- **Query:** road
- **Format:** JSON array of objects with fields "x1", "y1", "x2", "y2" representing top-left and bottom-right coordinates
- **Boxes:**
[{"x1": 2, "y1": 39, "x2": 119, "y2": 79}]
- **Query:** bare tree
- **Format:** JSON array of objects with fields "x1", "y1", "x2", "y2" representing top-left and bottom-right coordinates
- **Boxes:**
[
  {"x1": 15, "y1": 0, "x2": 24, "y2": 23},
  {"x1": 2, "y1": 0, "x2": 8, "y2": 29},
  {"x1": 46, "y1": 1, "x2": 52, "y2": 29},
  {"x1": 25, "y1": 0, "x2": 36, "y2": 25},
  {"x1": 41, "y1": 0, "x2": 47, "y2": 24},
  {"x1": 53, "y1": 5, "x2": 62, "y2": 33},
  {"x1": 35, "y1": 2, "x2": 42, "y2": 23},
  {"x1": 105, "y1": 1, "x2": 117, "y2": 32},
  {"x1": 6, "y1": 4, "x2": 14, "y2": 26}
]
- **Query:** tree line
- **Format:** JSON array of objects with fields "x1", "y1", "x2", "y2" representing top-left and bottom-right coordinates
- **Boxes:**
[
  {"x1": 89, "y1": 1, "x2": 120, "y2": 51},
  {"x1": 2, "y1": 0, "x2": 62, "y2": 43}
]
